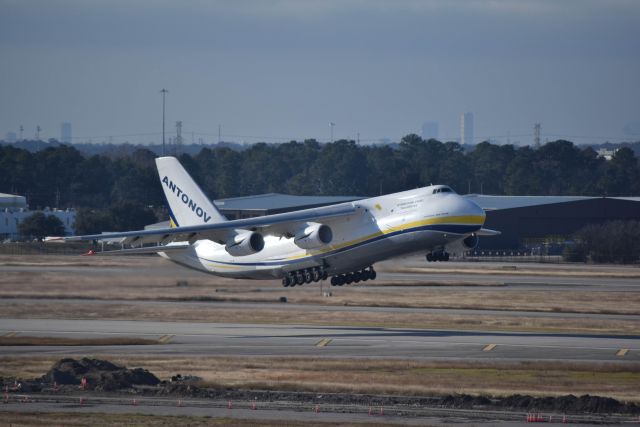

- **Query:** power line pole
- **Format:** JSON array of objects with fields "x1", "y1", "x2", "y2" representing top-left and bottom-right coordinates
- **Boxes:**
[
  {"x1": 175, "y1": 121, "x2": 182, "y2": 156},
  {"x1": 160, "y1": 88, "x2": 168, "y2": 156},
  {"x1": 534, "y1": 123, "x2": 541, "y2": 148},
  {"x1": 330, "y1": 122, "x2": 335, "y2": 143}
]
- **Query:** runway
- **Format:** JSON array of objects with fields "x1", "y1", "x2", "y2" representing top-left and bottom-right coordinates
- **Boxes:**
[
  {"x1": 3, "y1": 297, "x2": 639, "y2": 321},
  {"x1": 4, "y1": 264, "x2": 640, "y2": 292},
  {"x1": 1, "y1": 318, "x2": 638, "y2": 362}
]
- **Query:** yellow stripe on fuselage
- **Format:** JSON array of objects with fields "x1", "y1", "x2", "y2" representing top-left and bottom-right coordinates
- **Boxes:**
[
  {"x1": 285, "y1": 214, "x2": 485, "y2": 261},
  {"x1": 200, "y1": 214, "x2": 485, "y2": 269}
]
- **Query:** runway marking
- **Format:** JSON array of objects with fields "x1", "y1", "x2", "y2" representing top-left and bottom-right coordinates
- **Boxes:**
[
  {"x1": 616, "y1": 348, "x2": 629, "y2": 357},
  {"x1": 4, "y1": 331, "x2": 17, "y2": 338},
  {"x1": 158, "y1": 335, "x2": 174, "y2": 344},
  {"x1": 482, "y1": 344, "x2": 497, "y2": 352},
  {"x1": 315, "y1": 338, "x2": 332, "y2": 347}
]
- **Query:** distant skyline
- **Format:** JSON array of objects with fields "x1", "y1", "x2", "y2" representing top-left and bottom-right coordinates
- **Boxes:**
[{"x1": 1, "y1": 0, "x2": 639, "y2": 145}]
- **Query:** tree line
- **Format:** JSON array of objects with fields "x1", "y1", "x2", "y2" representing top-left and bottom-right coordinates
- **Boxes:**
[{"x1": 1, "y1": 135, "x2": 639, "y2": 233}]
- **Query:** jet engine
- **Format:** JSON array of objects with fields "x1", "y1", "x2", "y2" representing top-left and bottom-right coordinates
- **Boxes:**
[
  {"x1": 444, "y1": 233, "x2": 479, "y2": 256},
  {"x1": 225, "y1": 230, "x2": 265, "y2": 256},
  {"x1": 462, "y1": 234, "x2": 479, "y2": 250},
  {"x1": 294, "y1": 223, "x2": 333, "y2": 249}
]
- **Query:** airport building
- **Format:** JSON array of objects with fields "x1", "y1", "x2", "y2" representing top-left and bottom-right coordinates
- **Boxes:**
[
  {"x1": 0, "y1": 192, "x2": 76, "y2": 240},
  {"x1": 467, "y1": 195, "x2": 640, "y2": 251}
]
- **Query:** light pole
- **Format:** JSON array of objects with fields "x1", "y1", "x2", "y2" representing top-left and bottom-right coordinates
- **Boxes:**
[
  {"x1": 160, "y1": 88, "x2": 168, "y2": 156},
  {"x1": 330, "y1": 122, "x2": 335, "y2": 143}
]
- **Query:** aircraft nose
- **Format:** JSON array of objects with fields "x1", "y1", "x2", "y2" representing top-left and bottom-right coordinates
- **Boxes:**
[{"x1": 448, "y1": 195, "x2": 486, "y2": 224}]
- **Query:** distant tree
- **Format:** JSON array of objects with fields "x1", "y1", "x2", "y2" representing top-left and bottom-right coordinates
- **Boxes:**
[
  {"x1": 564, "y1": 220, "x2": 640, "y2": 264},
  {"x1": 109, "y1": 202, "x2": 158, "y2": 232},
  {"x1": 18, "y1": 212, "x2": 66, "y2": 240},
  {"x1": 74, "y1": 208, "x2": 115, "y2": 235}
]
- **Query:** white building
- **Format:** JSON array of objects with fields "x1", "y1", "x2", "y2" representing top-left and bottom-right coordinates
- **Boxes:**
[
  {"x1": 61, "y1": 122, "x2": 72, "y2": 144},
  {"x1": 421, "y1": 121, "x2": 439, "y2": 140},
  {"x1": 460, "y1": 112, "x2": 474, "y2": 145},
  {"x1": 0, "y1": 193, "x2": 75, "y2": 240}
]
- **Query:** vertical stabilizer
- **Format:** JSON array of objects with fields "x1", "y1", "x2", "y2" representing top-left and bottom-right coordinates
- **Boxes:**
[{"x1": 155, "y1": 156, "x2": 227, "y2": 227}]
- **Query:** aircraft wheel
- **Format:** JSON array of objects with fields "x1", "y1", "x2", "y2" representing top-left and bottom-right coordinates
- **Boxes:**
[
  {"x1": 330, "y1": 276, "x2": 338, "y2": 286},
  {"x1": 345, "y1": 273, "x2": 353, "y2": 284},
  {"x1": 312, "y1": 268, "x2": 321, "y2": 282},
  {"x1": 338, "y1": 275, "x2": 346, "y2": 286},
  {"x1": 426, "y1": 253, "x2": 433, "y2": 262},
  {"x1": 304, "y1": 269, "x2": 313, "y2": 284},
  {"x1": 295, "y1": 271, "x2": 304, "y2": 285},
  {"x1": 444, "y1": 252, "x2": 450, "y2": 261},
  {"x1": 282, "y1": 276, "x2": 290, "y2": 287},
  {"x1": 360, "y1": 270, "x2": 370, "y2": 281},
  {"x1": 369, "y1": 269, "x2": 376, "y2": 280},
  {"x1": 353, "y1": 272, "x2": 361, "y2": 283}
]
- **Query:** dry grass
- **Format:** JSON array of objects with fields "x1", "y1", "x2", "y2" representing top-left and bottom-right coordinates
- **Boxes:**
[
  {"x1": 0, "y1": 412, "x2": 388, "y2": 427},
  {"x1": 2, "y1": 356, "x2": 639, "y2": 403},
  {"x1": 1, "y1": 300, "x2": 638, "y2": 335},
  {"x1": 1, "y1": 255, "x2": 639, "y2": 317},
  {"x1": 0, "y1": 336, "x2": 159, "y2": 346}
]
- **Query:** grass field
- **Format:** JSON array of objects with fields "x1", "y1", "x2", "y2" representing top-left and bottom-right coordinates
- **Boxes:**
[
  {"x1": 1, "y1": 300, "x2": 637, "y2": 335},
  {"x1": 1, "y1": 356, "x2": 639, "y2": 403},
  {"x1": 0, "y1": 412, "x2": 389, "y2": 427},
  {"x1": 1, "y1": 255, "x2": 639, "y2": 334}
]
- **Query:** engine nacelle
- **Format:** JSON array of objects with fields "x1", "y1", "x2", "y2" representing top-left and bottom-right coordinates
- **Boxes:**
[
  {"x1": 225, "y1": 230, "x2": 264, "y2": 256},
  {"x1": 294, "y1": 223, "x2": 333, "y2": 249},
  {"x1": 445, "y1": 234, "x2": 479, "y2": 256},
  {"x1": 462, "y1": 234, "x2": 479, "y2": 250}
]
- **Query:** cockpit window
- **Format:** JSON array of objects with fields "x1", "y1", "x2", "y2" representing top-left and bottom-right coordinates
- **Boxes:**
[{"x1": 432, "y1": 187, "x2": 454, "y2": 194}]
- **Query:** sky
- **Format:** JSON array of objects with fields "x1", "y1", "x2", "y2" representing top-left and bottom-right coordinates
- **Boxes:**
[{"x1": 1, "y1": 0, "x2": 639, "y2": 145}]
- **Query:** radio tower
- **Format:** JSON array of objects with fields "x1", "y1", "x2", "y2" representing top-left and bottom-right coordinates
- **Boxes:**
[
  {"x1": 534, "y1": 123, "x2": 541, "y2": 148},
  {"x1": 19, "y1": 125, "x2": 24, "y2": 140},
  {"x1": 36, "y1": 125, "x2": 41, "y2": 140},
  {"x1": 175, "y1": 121, "x2": 183, "y2": 156}
]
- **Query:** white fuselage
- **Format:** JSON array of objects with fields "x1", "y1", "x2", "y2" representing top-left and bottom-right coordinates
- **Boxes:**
[{"x1": 160, "y1": 185, "x2": 486, "y2": 279}]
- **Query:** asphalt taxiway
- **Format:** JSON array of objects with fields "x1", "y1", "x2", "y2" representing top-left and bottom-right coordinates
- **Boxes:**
[{"x1": 1, "y1": 318, "x2": 638, "y2": 362}]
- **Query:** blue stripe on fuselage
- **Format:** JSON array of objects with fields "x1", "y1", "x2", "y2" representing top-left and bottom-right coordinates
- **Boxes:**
[{"x1": 197, "y1": 223, "x2": 480, "y2": 267}]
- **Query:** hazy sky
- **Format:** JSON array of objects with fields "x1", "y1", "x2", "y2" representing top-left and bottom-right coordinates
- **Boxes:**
[{"x1": 1, "y1": 0, "x2": 639, "y2": 145}]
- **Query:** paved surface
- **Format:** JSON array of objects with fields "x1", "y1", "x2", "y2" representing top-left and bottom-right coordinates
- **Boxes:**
[
  {"x1": 2, "y1": 297, "x2": 638, "y2": 321},
  {"x1": 1, "y1": 318, "x2": 638, "y2": 362},
  {"x1": 377, "y1": 272, "x2": 640, "y2": 292},
  {"x1": 2, "y1": 398, "x2": 629, "y2": 426},
  {"x1": 4, "y1": 263, "x2": 640, "y2": 291}
]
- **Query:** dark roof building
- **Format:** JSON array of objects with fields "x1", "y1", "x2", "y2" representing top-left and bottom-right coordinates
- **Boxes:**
[{"x1": 465, "y1": 195, "x2": 640, "y2": 250}]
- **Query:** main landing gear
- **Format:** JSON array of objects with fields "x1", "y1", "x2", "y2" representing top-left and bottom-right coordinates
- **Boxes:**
[
  {"x1": 282, "y1": 267, "x2": 328, "y2": 287},
  {"x1": 330, "y1": 266, "x2": 376, "y2": 287},
  {"x1": 426, "y1": 251, "x2": 449, "y2": 262}
]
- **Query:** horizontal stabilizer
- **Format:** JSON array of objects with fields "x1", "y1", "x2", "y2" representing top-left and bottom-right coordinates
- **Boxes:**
[
  {"x1": 476, "y1": 228, "x2": 501, "y2": 236},
  {"x1": 84, "y1": 243, "x2": 190, "y2": 256}
]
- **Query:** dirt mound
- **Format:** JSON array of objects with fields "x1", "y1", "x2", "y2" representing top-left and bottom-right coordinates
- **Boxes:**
[
  {"x1": 42, "y1": 358, "x2": 159, "y2": 391},
  {"x1": 501, "y1": 394, "x2": 639, "y2": 414}
]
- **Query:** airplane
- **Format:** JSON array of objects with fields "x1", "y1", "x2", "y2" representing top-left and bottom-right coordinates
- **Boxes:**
[{"x1": 63, "y1": 156, "x2": 498, "y2": 287}]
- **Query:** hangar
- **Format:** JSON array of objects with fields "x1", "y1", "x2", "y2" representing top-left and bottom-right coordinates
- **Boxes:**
[{"x1": 466, "y1": 195, "x2": 640, "y2": 250}]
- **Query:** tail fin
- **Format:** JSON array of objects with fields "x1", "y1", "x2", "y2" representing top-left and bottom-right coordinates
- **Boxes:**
[{"x1": 155, "y1": 156, "x2": 227, "y2": 227}]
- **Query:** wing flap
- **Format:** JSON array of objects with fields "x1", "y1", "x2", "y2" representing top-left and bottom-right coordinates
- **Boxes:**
[
  {"x1": 90, "y1": 243, "x2": 191, "y2": 256},
  {"x1": 476, "y1": 228, "x2": 501, "y2": 236}
]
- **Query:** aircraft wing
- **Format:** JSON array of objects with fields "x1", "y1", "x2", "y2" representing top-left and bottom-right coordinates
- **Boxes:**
[{"x1": 63, "y1": 202, "x2": 359, "y2": 246}]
